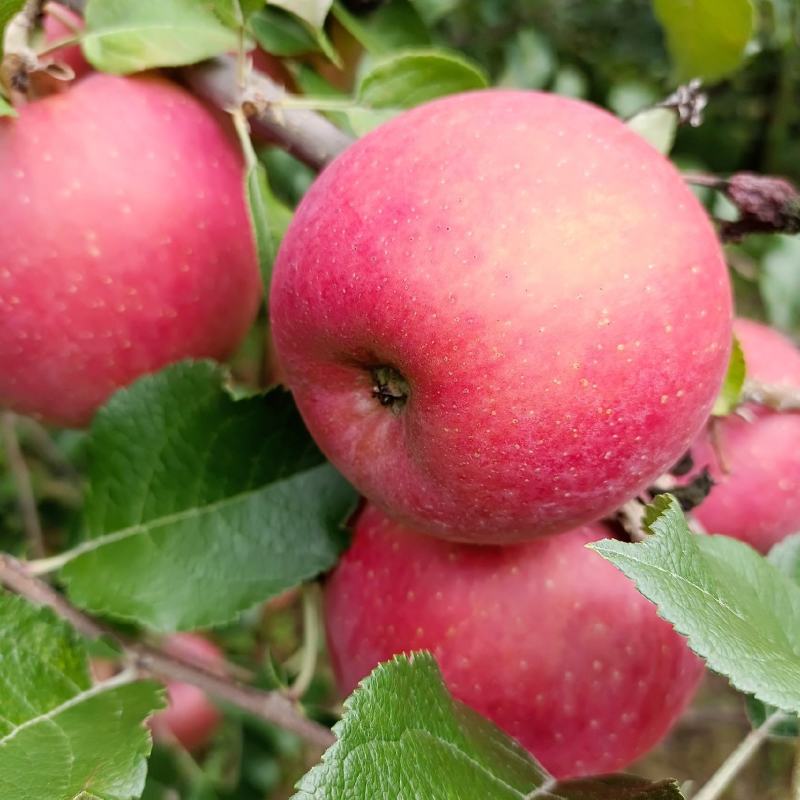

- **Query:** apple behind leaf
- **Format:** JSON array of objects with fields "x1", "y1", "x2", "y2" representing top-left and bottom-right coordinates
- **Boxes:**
[
  {"x1": 150, "y1": 633, "x2": 224, "y2": 753},
  {"x1": 0, "y1": 73, "x2": 261, "y2": 427},
  {"x1": 270, "y1": 89, "x2": 732, "y2": 544},
  {"x1": 324, "y1": 504, "x2": 704, "y2": 779},
  {"x1": 690, "y1": 318, "x2": 800, "y2": 552}
]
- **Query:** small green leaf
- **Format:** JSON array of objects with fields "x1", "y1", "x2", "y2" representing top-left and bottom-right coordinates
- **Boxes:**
[
  {"x1": 293, "y1": 653, "x2": 684, "y2": 800},
  {"x1": 267, "y1": 0, "x2": 332, "y2": 31},
  {"x1": 760, "y1": 235, "x2": 800, "y2": 336},
  {"x1": 332, "y1": 0, "x2": 430, "y2": 55},
  {"x1": 0, "y1": 593, "x2": 164, "y2": 799},
  {"x1": 59, "y1": 361, "x2": 356, "y2": 631},
  {"x1": 0, "y1": 93, "x2": 16, "y2": 117},
  {"x1": 592, "y1": 495, "x2": 800, "y2": 715},
  {"x1": 652, "y1": 0, "x2": 754, "y2": 82},
  {"x1": 250, "y1": 6, "x2": 320, "y2": 55},
  {"x1": 234, "y1": 113, "x2": 293, "y2": 292},
  {"x1": 82, "y1": 0, "x2": 241, "y2": 74},
  {"x1": 358, "y1": 49, "x2": 488, "y2": 110},
  {"x1": 627, "y1": 107, "x2": 678, "y2": 155},
  {"x1": 712, "y1": 335, "x2": 746, "y2": 416}
]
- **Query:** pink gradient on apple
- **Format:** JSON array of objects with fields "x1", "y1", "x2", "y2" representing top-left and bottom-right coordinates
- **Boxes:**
[
  {"x1": 270, "y1": 90, "x2": 732, "y2": 544},
  {"x1": 0, "y1": 74, "x2": 261, "y2": 427},
  {"x1": 150, "y1": 633, "x2": 224, "y2": 753},
  {"x1": 325, "y1": 504, "x2": 703, "y2": 779},
  {"x1": 690, "y1": 318, "x2": 800, "y2": 552}
]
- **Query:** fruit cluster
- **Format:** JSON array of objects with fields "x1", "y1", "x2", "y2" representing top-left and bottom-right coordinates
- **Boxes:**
[{"x1": 3, "y1": 18, "x2": 800, "y2": 774}]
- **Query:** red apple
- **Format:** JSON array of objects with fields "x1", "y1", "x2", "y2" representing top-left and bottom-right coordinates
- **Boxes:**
[
  {"x1": 150, "y1": 633, "x2": 224, "y2": 752},
  {"x1": 0, "y1": 73, "x2": 260, "y2": 427},
  {"x1": 324, "y1": 504, "x2": 703, "y2": 779},
  {"x1": 42, "y1": 2, "x2": 91, "y2": 80},
  {"x1": 270, "y1": 90, "x2": 732, "y2": 544},
  {"x1": 689, "y1": 319, "x2": 800, "y2": 552}
]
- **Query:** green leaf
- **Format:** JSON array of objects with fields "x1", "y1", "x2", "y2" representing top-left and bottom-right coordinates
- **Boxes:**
[
  {"x1": 626, "y1": 107, "x2": 678, "y2": 155},
  {"x1": 82, "y1": 0, "x2": 241, "y2": 74},
  {"x1": 234, "y1": 113, "x2": 293, "y2": 293},
  {"x1": 652, "y1": 0, "x2": 754, "y2": 82},
  {"x1": 0, "y1": 593, "x2": 164, "y2": 799},
  {"x1": 592, "y1": 495, "x2": 800, "y2": 715},
  {"x1": 293, "y1": 653, "x2": 683, "y2": 800},
  {"x1": 250, "y1": 6, "x2": 320, "y2": 55},
  {"x1": 58, "y1": 361, "x2": 356, "y2": 631},
  {"x1": 332, "y1": 0, "x2": 430, "y2": 55},
  {"x1": 408, "y1": 0, "x2": 458, "y2": 26},
  {"x1": 267, "y1": 0, "x2": 332, "y2": 31},
  {"x1": 357, "y1": 49, "x2": 488, "y2": 110},
  {"x1": 0, "y1": 93, "x2": 16, "y2": 117},
  {"x1": 759, "y1": 235, "x2": 800, "y2": 336},
  {"x1": 712, "y1": 334, "x2": 746, "y2": 416}
]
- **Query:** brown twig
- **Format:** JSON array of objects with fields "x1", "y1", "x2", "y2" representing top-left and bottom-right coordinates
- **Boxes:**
[
  {"x1": 1, "y1": 0, "x2": 41, "y2": 102},
  {"x1": 1, "y1": 412, "x2": 46, "y2": 558},
  {"x1": 0, "y1": 553, "x2": 336, "y2": 749},
  {"x1": 184, "y1": 56, "x2": 354, "y2": 171}
]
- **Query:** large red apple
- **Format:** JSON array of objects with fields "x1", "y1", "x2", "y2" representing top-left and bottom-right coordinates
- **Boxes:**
[
  {"x1": 0, "y1": 73, "x2": 260, "y2": 427},
  {"x1": 270, "y1": 90, "x2": 732, "y2": 544},
  {"x1": 689, "y1": 319, "x2": 800, "y2": 552},
  {"x1": 324, "y1": 504, "x2": 703, "y2": 779},
  {"x1": 150, "y1": 633, "x2": 224, "y2": 752}
]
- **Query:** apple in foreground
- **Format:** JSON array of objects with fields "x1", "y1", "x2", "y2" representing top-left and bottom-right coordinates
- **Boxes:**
[
  {"x1": 270, "y1": 89, "x2": 732, "y2": 544},
  {"x1": 0, "y1": 73, "x2": 260, "y2": 427},
  {"x1": 690, "y1": 318, "x2": 800, "y2": 552},
  {"x1": 324, "y1": 504, "x2": 704, "y2": 779},
  {"x1": 150, "y1": 633, "x2": 224, "y2": 752}
]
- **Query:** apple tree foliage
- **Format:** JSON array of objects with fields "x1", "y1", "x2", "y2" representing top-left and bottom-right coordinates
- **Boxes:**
[{"x1": 0, "y1": 0, "x2": 798, "y2": 797}]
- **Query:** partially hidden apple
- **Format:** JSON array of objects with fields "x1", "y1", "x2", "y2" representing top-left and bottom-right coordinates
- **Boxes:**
[
  {"x1": 0, "y1": 73, "x2": 261, "y2": 427},
  {"x1": 690, "y1": 318, "x2": 800, "y2": 552},
  {"x1": 150, "y1": 633, "x2": 225, "y2": 752},
  {"x1": 270, "y1": 89, "x2": 732, "y2": 544},
  {"x1": 42, "y1": 2, "x2": 92, "y2": 80},
  {"x1": 324, "y1": 504, "x2": 703, "y2": 779}
]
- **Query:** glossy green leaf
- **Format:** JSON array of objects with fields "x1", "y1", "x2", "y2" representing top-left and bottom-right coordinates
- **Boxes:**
[
  {"x1": 82, "y1": 0, "x2": 240, "y2": 74},
  {"x1": 58, "y1": 361, "x2": 356, "y2": 631},
  {"x1": 332, "y1": 0, "x2": 430, "y2": 55},
  {"x1": 0, "y1": 593, "x2": 164, "y2": 799},
  {"x1": 293, "y1": 653, "x2": 683, "y2": 800},
  {"x1": 712, "y1": 335, "x2": 745, "y2": 416},
  {"x1": 652, "y1": 0, "x2": 754, "y2": 81},
  {"x1": 358, "y1": 49, "x2": 487, "y2": 110},
  {"x1": 592, "y1": 495, "x2": 800, "y2": 714},
  {"x1": 0, "y1": 93, "x2": 16, "y2": 116},
  {"x1": 250, "y1": 6, "x2": 320, "y2": 55}
]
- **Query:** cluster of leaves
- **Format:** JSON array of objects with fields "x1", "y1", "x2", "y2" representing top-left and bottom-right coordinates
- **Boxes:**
[{"x1": 1, "y1": 0, "x2": 799, "y2": 798}]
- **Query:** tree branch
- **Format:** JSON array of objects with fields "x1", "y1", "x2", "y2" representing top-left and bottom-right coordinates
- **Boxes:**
[
  {"x1": 183, "y1": 56, "x2": 354, "y2": 171},
  {"x1": 0, "y1": 553, "x2": 335, "y2": 749}
]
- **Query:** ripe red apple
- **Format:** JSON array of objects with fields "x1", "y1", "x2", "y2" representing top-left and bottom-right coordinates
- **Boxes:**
[
  {"x1": 0, "y1": 73, "x2": 260, "y2": 427},
  {"x1": 270, "y1": 90, "x2": 732, "y2": 544},
  {"x1": 42, "y1": 2, "x2": 91, "y2": 80},
  {"x1": 324, "y1": 504, "x2": 703, "y2": 779},
  {"x1": 689, "y1": 319, "x2": 800, "y2": 552},
  {"x1": 150, "y1": 633, "x2": 224, "y2": 752}
]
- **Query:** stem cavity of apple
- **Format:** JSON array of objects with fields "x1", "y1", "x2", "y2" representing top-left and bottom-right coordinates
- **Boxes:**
[{"x1": 370, "y1": 365, "x2": 410, "y2": 414}]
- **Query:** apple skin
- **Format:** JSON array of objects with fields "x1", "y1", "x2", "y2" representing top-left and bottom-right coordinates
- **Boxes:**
[
  {"x1": 689, "y1": 319, "x2": 800, "y2": 553},
  {"x1": 270, "y1": 90, "x2": 732, "y2": 544},
  {"x1": 0, "y1": 73, "x2": 260, "y2": 427},
  {"x1": 150, "y1": 634, "x2": 225, "y2": 753},
  {"x1": 42, "y1": 3, "x2": 92, "y2": 80},
  {"x1": 324, "y1": 504, "x2": 703, "y2": 779}
]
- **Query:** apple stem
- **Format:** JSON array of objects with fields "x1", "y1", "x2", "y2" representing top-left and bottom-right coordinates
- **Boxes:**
[
  {"x1": 0, "y1": 412, "x2": 46, "y2": 559},
  {"x1": 0, "y1": 0, "x2": 41, "y2": 105},
  {"x1": 690, "y1": 710, "x2": 786, "y2": 800},
  {"x1": 286, "y1": 583, "x2": 322, "y2": 700},
  {"x1": 0, "y1": 553, "x2": 336, "y2": 749}
]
